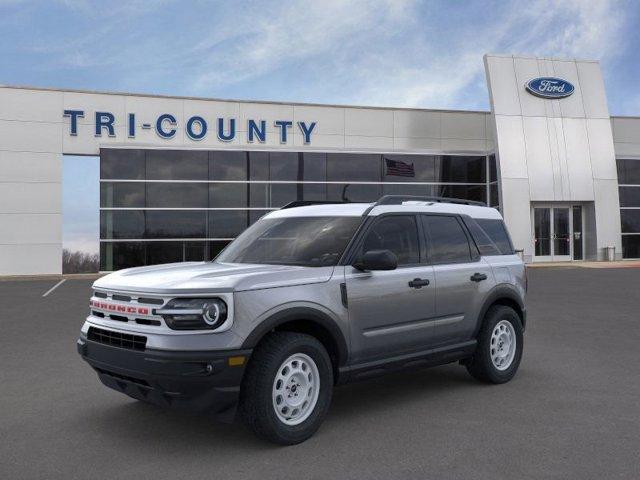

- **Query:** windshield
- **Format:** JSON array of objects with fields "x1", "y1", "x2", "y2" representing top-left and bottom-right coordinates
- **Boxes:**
[{"x1": 216, "y1": 216, "x2": 363, "y2": 267}]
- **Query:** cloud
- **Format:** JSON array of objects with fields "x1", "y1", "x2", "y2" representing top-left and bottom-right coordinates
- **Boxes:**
[
  {"x1": 181, "y1": 0, "x2": 631, "y2": 109},
  {"x1": 3, "y1": 0, "x2": 633, "y2": 111}
]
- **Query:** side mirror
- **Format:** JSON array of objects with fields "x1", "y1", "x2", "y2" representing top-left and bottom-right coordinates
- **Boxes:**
[{"x1": 353, "y1": 249, "x2": 398, "y2": 271}]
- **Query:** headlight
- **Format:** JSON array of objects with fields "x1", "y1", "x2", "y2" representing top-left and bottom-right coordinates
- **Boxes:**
[{"x1": 157, "y1": 298, "x2": 228, "y2": 330}]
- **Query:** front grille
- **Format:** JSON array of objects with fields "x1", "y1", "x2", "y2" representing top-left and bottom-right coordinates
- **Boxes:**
[
  {"x1": 137, "y1": 297, "x2": 164, "y2": 305},
  {"x1": 112, "y1": 294, "x2": 132, "y2": 302},
  {"x1": 88, "y1": 326, "x2": 147, "y2": 351},
  {"x1": 90, "y1": 290, "x2": 166, "y2": 328}
]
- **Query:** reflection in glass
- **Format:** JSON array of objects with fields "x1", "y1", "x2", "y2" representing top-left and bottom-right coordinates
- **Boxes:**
[
  {"x1": 209, "y1": 210, "x2": 248, "y2": 238},
  {"x1": 489, "y1": 183, "x2": 499, "y2": 207},
  {"x1": 100, "y1": 183, "x2": 145, "y2": 208},
  {"x1": 618, "y1": 186, "x2": 640, "y2": 207},
  {"x1": 489, "y1": 154, "x2": 497, "y2": 182},
  {"x1": 210, "y1": 183, "x2": 248, "y2": 208},
  {"x1": 270, "y1": 152, "x2": 299, "y2": 181},
  {"x1": 100, "y1": 149, "x2": 145, "y2": 179},
  {"x1": 100, "y1": 211, "x2": 145, "y2": 239},
  {"x1": 99, "y1": 149, "x2": 500, "y2": 270},
  {"x1": 437, "y1": 156, "x2": 486, "y2": 183},
  {"x1": 145, "y1": 211, "x2": 206, "y2": 238},
  {"x1": 572, "y1": 206, "x2": 583, "y2": 260},
  {"x1": 146, "y1": 241, "x2": 183, "y2": 265},
  {"x1": 621, "y1": 210, "x2": 640, "y2": 233},
  {"x1": 210, "y1": 151, "x2": 247, "y2": 180},
  {"x1": 249, "y1": 152, "x2": 269, "y2": 180},
  {"x1": 146, "y1": 183, "x2": 208, "y2": 208},
  {"x1": 362, "y1": 216, "x2": 420, "y2": 265},
  {"x1": 435, "y1": 184, "x2": 486, "y2": 203},
  {"x1": 217, "y1": 217, "x2": 362, "y2": 266},
  {"x1": 327, "y1": 184, "x2": 381, "y2": 202},
  {"x1": 146, "y1": 150, "x2": 208, "y2": 180},
  {"x1": 327, "y1": 154, "x2": 381, "y2": 182},
  {"x1": 302, "y1": 153, "x2": 326, "y2": 181},
  {"x1": 534, "y1": 208, "x2": 551, "y2": 256},
  {"x1": 553, "y1": 208, "x2": 570, "y2": 256},
  {"x1": 270, "y1": 183, "x2": 299, "y2": 207},
  {"x1": 184, "y1": 242, "x2": 207, "y2": 262},
  {"x1": 622, "y1": 235, "x2": 640, "y2": 259},
  {"x1": 423, "y1": 215, "x2": 472, "y2": 264},
  {"x1": 100, "y1": 242, "x2": 145, "y2": 271},
  {"x1": 617, "y1": 158, "x2": 640, "y2": 185},
  {"x1": 382, "y1": 183, "x2": 432, "y2": 197}
]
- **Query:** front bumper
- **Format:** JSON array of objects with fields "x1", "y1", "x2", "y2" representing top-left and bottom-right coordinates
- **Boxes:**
[{"x1": 77, "y1": 334, "x2": 251, "y2": 421}]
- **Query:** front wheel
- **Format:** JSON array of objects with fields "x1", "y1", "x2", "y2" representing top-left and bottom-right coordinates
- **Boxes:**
[
  {"x1": 466, "y1": 305, "x2": 523, "y2": 384},
  {"x1": 239, "y1": 332, "x2": 333, "y2": 445}
]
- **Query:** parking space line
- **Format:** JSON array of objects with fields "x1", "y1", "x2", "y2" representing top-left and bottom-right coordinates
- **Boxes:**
[{"x1": 42, "y1": 279, "x2": 66, "y2": 297}]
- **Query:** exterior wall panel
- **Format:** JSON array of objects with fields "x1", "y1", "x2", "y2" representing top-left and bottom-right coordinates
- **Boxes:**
[
  {"x1": 0, "y1": 151, "x2": 61, "y2": 183},
  {"x1": 0, "y1": 244, "x2": 61, "y2": 275},
  {"x1": 486, "y1": 54, "x2": 621, "y2": 259}
]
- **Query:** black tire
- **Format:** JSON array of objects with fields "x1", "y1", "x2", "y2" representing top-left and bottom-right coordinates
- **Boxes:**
[
  {"x1": 239, "y1": 331, "x2": 333, "y2": 445},
  {"x1": 466, "y1": 305, "x2": 523, "y2": 384}
]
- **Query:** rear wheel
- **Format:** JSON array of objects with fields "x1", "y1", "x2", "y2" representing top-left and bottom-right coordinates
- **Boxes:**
[
  {"x1": 239, "y1": 331, "x2": 333, "y2": 445},
  {"x1": 466, "y1": 305, "x2": 523, "y2": 384}
]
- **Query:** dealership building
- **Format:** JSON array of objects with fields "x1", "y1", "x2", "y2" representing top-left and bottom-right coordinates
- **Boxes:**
[{"x1": 1, "y1": 53, "x2": 640, "y2": 275}]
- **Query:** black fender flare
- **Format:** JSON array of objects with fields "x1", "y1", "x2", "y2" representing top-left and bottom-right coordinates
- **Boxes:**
[
  {"x1": 474, "y1": 284, "x2": 526, "y2": 336},
  {"x1": 241, "y1": 306, "x2": 349, "y2": 366}
]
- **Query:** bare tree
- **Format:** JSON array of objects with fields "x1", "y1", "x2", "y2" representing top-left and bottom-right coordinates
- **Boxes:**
[{"x1": 62, "y1": 249, "x2": 99, "y2": 274}]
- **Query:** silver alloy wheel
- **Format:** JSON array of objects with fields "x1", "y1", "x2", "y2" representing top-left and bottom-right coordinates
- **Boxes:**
[
  {"x1": 272, "y1": 353, "x2": 320, "y2": 426},
  {"x1": 490, "y1": 320, "x2": 517, "y2": 371}
]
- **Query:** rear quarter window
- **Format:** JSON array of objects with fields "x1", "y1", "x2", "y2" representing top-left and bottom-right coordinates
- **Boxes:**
[{"x1": 475, "y1": 218, "x2": 514, "y2": 255}]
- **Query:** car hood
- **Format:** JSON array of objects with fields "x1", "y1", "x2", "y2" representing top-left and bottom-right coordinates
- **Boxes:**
[{"x1": 93, "y1": 262, "x2": 335, "y2": 294}]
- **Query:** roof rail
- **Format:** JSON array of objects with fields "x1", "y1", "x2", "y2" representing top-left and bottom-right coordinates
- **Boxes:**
[
  {"x1": 280, "y1": 200, "x2": 347, "y2": 210},
  {"x1": 362, "y1": 195, "x2": 485, "y2": 216}
]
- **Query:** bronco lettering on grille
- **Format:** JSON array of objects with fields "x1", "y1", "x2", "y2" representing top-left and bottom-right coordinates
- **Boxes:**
[{"x1": 89, "y1": 300, "x2": 149, "y2": 315}]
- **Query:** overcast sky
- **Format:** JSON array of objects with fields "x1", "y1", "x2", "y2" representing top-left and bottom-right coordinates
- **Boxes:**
[{"x1": 2, "y1": 0, "x2": 638, "y2": 253}]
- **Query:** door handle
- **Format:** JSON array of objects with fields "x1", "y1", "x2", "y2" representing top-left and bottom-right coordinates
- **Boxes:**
[
  {"x1": 470, "y1": 273, "x2": 488, "y2": 282},
  {"x1": 408, "y1": 278, "x2": 430, "y2": 289}
]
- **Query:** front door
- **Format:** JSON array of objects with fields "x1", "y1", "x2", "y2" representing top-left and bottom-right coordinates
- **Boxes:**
[
  {"x1": 345, "y1": 214, "x2": 437, "y2": 363},
  {"x1": 533, "y1": 206, "x2": 582, "y2": 261}
]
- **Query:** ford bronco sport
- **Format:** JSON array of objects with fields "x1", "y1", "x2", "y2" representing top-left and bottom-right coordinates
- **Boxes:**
[{"x1": 78, "y1": 195, "x2": 526, "y2": 445}]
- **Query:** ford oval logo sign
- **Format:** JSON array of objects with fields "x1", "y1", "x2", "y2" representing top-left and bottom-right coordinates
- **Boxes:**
[{"x1": 526, "y1": 77, "x2": 575, "y2": 99}]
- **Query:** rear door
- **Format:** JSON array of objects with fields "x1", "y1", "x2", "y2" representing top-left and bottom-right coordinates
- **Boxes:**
[
  {"x1": 421, "y1": 214, "x2": 494, "y2": 346},
  {"x1": 345, "y1": 214, "x2": 436, "y2": 363}
]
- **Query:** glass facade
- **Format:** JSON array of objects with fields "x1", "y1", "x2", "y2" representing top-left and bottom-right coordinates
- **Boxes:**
[
  {"x1": 100, "y1": 149, "x2": 499, "y2": 270},
  {"x1": 617, "y1": 158, "x2": 640, "y2": 258}
]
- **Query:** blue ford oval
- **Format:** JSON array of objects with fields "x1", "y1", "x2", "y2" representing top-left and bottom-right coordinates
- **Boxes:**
[{"x1": 526, "y1": 77, "x2": 575, "y2": 99}]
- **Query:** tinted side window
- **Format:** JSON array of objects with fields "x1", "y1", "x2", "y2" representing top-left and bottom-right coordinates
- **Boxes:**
[
  {"x1": 423, "y1": 215, "x2": 472, "y2": 264},
  {"x1": 462, "y1": 217, "x2": 500, "y2": 256},
  {"x1": 361, "y1": 216, "x2": 419, "y2": 265},
  {"x1": 476, "y1": 219, "x2": 514, "y2": 254}
]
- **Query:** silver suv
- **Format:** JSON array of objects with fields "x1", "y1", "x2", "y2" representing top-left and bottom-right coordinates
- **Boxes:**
[{"x1": 78, "y1": 195, "x2": 526, "y2": 444}]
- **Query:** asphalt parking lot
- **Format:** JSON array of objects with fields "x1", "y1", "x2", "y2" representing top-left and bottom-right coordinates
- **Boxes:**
[{"x1": 1, "y1": 267, "x2": 639, "y2": 480}]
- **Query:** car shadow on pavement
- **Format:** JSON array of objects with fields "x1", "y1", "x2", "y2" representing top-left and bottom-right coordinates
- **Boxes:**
[{"x1": 82, "y1": 363, "x2": 480, "y2": 451}]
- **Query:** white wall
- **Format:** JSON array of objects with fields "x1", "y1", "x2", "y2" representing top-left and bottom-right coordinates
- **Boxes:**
[
  {"x1": 484, "y1": 54, "x2": 621, "y2": 261},
  {"x1": 0, "y1": 85, "x2": 491, "y2": 275},
  {"x1": 0, "y1": 88, "x2": 64, "y2": 274}
]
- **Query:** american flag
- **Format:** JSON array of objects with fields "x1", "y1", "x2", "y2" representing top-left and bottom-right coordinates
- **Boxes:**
[{"x1": 385, "y1": 157, "x2": 415, "y2": 177}]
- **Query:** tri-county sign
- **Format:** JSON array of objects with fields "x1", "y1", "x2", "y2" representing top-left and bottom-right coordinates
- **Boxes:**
[
  {"x1": 525, "y1": 77, "x2": 575, "y2": 99},
  {"x1": 63, "y1": 110, "x2": 317, "y2": 144}
]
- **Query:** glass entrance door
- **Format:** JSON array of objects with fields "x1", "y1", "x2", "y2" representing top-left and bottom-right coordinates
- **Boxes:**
[
  {"x1": 534, "y1": 208, "x2": 552, "y2": 261},
  {"x1": 533, "y1": 206, "x2": 582, "y2": 261},
  {"x1": 552, "y1": 208, "x2": 571, "y2": 261}
]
